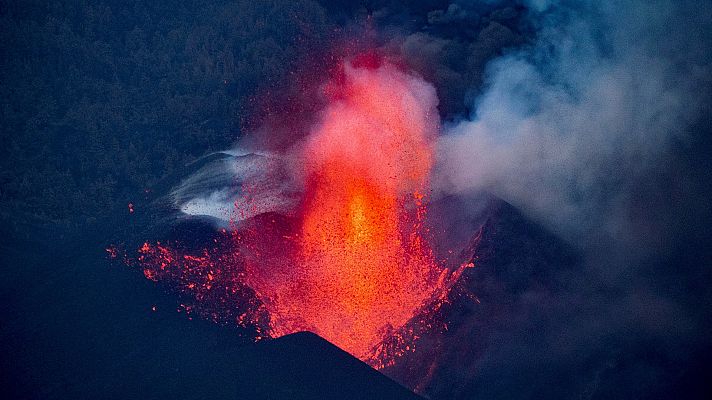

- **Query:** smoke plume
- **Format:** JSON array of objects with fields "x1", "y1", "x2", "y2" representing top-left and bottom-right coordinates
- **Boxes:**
[
  {"x1": 376, "y1": 1, "x2": 712, "y2": 398},
  {"x1": 435, "y1": 0, "x2": 712, "y2": 256}
]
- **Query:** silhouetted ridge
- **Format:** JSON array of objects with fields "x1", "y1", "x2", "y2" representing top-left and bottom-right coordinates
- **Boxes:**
[{"x1": 258, "y1": 331, "x2": 424, "y2": 399}]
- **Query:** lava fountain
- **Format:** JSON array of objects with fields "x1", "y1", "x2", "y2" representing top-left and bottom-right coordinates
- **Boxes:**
[
  {"x1": 117, "y1": 54, "x2": 467, "y2": 367},
  {"x1": 248, "y1": 58, "x2": 449, "y2": 360}
]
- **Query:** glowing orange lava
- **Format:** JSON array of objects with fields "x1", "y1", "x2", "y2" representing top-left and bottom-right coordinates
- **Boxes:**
[{"x1": 244, "y1": 59, "x2": 456, "y2": 360}]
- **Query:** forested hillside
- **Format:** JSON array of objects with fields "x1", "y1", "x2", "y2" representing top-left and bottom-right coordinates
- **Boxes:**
[
  {"x1": 0, "y1": 0, "x2": 331, "y2": 225},
  {"x1": 0, "y1": 0, "x2": 524, "y2": 229}
]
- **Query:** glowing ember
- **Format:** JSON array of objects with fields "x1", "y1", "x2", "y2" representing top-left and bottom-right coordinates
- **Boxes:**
[{"x1": 116, "y1": 55, "x2": 467, "y2": 367}]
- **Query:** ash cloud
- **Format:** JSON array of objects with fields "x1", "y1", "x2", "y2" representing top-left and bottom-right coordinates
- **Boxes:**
[{"x1": 434, "y1": 0, "x2": 712, "y2": 256}]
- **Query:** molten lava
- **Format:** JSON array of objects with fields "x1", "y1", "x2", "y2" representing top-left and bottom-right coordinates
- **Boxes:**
[
  {"x1": 253, "y1": 61, "x2": 445, "y2": 359},
  {"x1": 118, "y1": 55, "x2": 466, "y2": 366}
]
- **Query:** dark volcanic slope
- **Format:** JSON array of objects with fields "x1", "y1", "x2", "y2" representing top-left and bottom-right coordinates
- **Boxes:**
[
  {"x1": 258, "y1": 332, "x2": 423, "y2": 399},
  {"x1": 0, "y1": 221, "x2": 422, "y2": 400},
  {"x1": 384, "y1": 201, "x2": 712, "y2": 400}
]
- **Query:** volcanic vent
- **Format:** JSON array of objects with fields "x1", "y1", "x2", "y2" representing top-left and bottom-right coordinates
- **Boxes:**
[{"x1": 116, "y1": 54, "x2": 469, "y2": 367}]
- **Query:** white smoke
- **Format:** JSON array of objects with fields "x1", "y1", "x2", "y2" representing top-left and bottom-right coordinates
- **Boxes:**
[
  {"x1": 171, "y1": 151, "x2": 298, "y2": 225},
  {"x1": 435, "y1": 0, "x2": 712, "y2": 252}
]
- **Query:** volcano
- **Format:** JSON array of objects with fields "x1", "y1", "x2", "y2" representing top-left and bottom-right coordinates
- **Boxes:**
[{"x1": 122, "y1": 56, "x2": 472, "y2": 369}]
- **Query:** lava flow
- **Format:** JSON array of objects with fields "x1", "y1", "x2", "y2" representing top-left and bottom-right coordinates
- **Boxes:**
[{"x1": 115, "y1": 54, "x2": 467, "y2": 366}]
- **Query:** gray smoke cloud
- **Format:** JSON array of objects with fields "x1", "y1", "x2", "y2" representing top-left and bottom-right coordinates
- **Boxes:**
[
  {"x1": 435, "y1": 0, "x2": 712, "y2": 256},
  {"x1": 383, "y1": 2, "x2": 712, "y2": 397}
]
